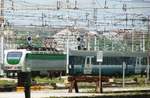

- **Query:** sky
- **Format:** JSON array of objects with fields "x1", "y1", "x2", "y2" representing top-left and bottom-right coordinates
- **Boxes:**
[{"x1": 4, "y1": 0, "x2": 150, "y2": 31}]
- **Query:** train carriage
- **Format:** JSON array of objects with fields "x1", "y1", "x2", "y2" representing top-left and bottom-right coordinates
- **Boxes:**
[
  {"x1": 3, "y1": 49, "x2": 149, "y2": 77},
  {"x1": 69, "y1": 50, "x2": 148, "y2": 76}
]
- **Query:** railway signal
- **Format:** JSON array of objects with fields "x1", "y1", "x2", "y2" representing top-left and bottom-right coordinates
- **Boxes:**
[
  {"x1": 77, "y1": 35, "x2": 86, "y2": 50},
  {"x1": 27, "y1": 36, "x2": 32, "y2": 46}
]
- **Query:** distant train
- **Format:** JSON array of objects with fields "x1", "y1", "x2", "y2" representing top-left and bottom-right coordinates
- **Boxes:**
[{"x1": 3, "y1": 49, "x2": 149, "y2": 77}]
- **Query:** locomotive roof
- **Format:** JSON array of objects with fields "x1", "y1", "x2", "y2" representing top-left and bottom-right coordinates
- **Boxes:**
[{"x1": 69, "y1": 50, "x2": 148, "y2": 57}]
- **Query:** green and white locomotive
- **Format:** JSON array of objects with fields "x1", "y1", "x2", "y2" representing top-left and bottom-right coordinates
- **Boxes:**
[{"x1": 4, "y1": 49, "x2": 66, "y2": 77}]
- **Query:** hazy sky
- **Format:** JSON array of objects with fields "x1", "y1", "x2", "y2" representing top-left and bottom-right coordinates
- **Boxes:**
[{"x1": 5, "y1": 0, "x2": 150, "y2": 30}]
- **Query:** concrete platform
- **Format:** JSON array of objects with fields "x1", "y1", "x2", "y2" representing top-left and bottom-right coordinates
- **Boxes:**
[{"x1": 0, "y1": 87, "x2": 150, "y2": 98}]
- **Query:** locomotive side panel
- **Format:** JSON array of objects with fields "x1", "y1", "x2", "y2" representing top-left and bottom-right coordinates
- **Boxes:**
[{"x1": 26, "y1": 53, "x2": 66, "y2": 71}]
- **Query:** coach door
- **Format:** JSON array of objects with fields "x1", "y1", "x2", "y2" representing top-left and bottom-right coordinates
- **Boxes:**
[{"x1": 84, "y1": 56, "x2": 94, "y2": 74}]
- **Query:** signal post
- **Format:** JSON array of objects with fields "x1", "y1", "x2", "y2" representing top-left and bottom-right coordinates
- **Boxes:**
[
  {"x1": 17, "y1": 65, "x2": 31, "y2": 98},
  {"x1": 97, "y1": 51, "x2": 103, "y2": 93}
]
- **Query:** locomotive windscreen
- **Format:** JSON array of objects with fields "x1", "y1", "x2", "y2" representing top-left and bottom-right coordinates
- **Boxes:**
[{"x1": 7, "y1": 52, "x2": 22, "y2": 65}]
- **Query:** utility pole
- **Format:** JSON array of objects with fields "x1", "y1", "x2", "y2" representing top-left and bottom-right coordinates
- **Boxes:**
[
  {"x1": 93, "y1": 0, "x2": 97, "y2": 26},
  {"x1": 66, "y1": 0, "x2": 70, "y2": 9},
  {"x1": 41, "y1": 13, "x2": 46, "y2": 26},
  {"x1": 85, "y1": 13, "x2": 90, "y2": 27},
  {"x1": 0, "y1": 29, "x2": 4, "y2": 75},
  {"x1": 142, "y1": 31, "x2": 145, "y2": 52},
  {"x1": 125, "y1": 13, "x2": 128, "y2": 28},
  {"x1": 74, "y1": 0, "x2": 78, "y2": 9},
  {"x1": 122, "y1": 3, "x2": 128, "y2": 51},
  {"x1": 0, "y1": 0, "x2": 4, "y2": 76},
  {"x1": 94, "y1": 35, "x2": 97, "y2": 51},
  {"x1": 104, "y1": 0, "x2": 108, "y2": 9},
  {"x1": 57, "y1": 0, "x2": 61, "y2": 10},
  {"x1": 0, "y1": 0, "x2": 4, "y2": 16},
  {"x1": 147, "y1": 16, "x2": 150, "y2": 83},
  {"x1": 66, "y1": 28, "x2": 69, "y2": 74},
  {"x1": 131, "y1": 29, "x2": 134, "y2": 52},
  {"x1": 11, "y1": 0, "x2": 14, "y2": 10}
]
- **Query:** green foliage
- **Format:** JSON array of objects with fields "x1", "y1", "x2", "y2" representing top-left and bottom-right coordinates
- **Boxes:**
[
  {"x1": 114, "y1": 75, "x2": 150, "y2": 87},
  {"x1": 34, "y1": 76, "x2": 64, "y2": 84},
  {"x1": 0, "y1": 80, "x2": 16, "y2": 86}
]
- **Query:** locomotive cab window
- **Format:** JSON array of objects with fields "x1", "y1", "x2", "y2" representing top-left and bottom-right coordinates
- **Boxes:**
[{"x1": 7, "y1": 52, "x2": 22, "y2": 65}]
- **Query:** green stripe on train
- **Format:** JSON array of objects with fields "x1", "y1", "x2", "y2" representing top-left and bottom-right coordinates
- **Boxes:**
[
  {"x1": 26, "y1": 54, "x2": 66, "y2": 60},
  {"x1": 7, "y1": 59, "x2": 20, "y2": 65}
]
